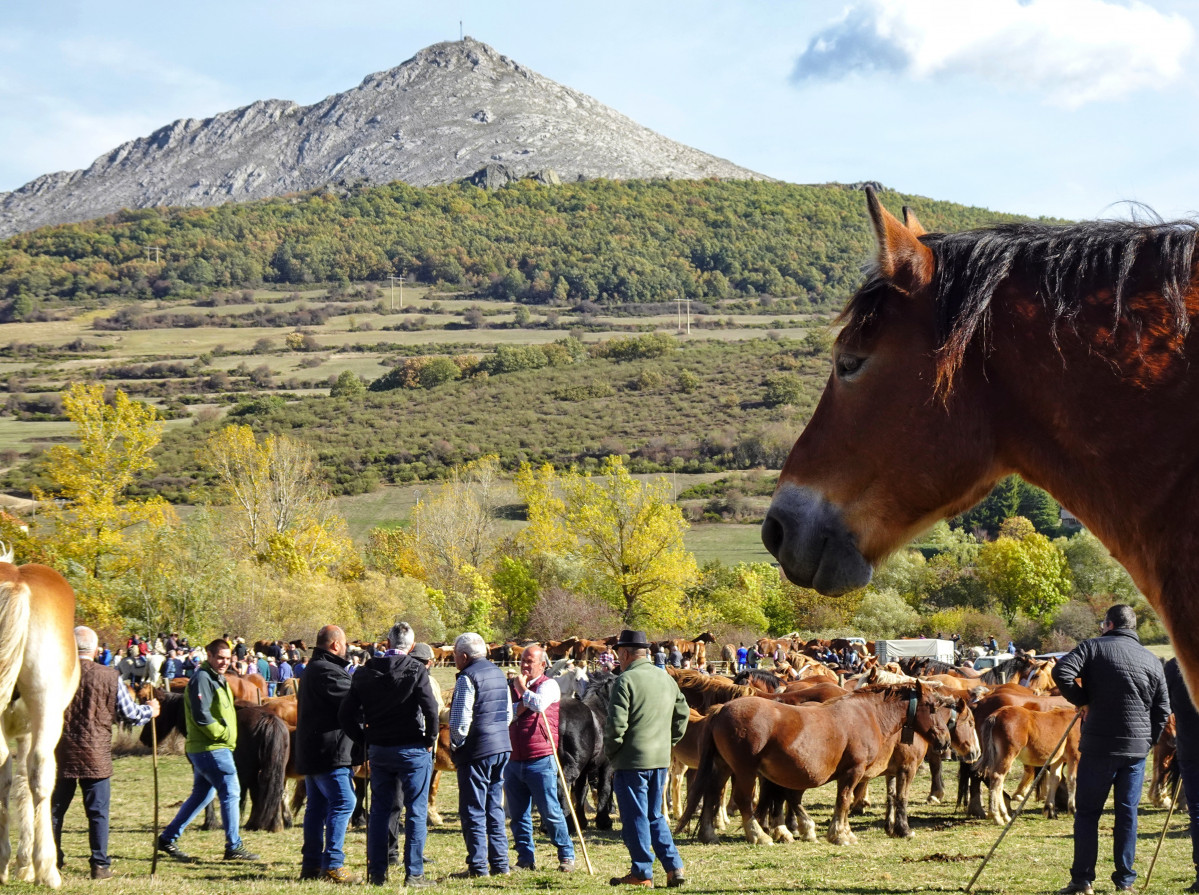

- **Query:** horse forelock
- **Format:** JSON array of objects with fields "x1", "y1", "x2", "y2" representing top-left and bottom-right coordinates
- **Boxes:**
[{"x1": 846, "y1": 219, "x2": 1199, "y2": 396}]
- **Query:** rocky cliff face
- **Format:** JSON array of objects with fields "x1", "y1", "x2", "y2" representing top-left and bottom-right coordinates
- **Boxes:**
[{"x1": 0, "y1": 38, "x2": 766, "y2": 238}]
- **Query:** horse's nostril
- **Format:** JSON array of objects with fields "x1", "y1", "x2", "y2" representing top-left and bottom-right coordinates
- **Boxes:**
[{"x1": 761, "y1": 513, "x2": 785, "y2": 557}]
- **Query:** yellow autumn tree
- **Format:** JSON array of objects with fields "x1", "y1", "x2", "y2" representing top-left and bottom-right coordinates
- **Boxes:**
[
  {"x1": 519, "y1": 456, "x2": 698, "y2": 629},
  {"x1": 36, "y1": 383, "x2": 174, "y2": 627},
  {"x1": 199, "y1": 424, "x2": 352, "y2": 574},
  {"x1": 403, "y1": 455, "x2": 509, "y2": 594}
]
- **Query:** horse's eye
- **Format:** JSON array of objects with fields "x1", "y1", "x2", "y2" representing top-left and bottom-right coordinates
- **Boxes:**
[{"x1": 835, "y1": 353, "x2": 864, "y2": 379}]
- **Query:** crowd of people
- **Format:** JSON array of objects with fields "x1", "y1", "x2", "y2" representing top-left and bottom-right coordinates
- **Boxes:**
[
  {"x1": 53, "y1": 622, "x2": 690, "y2": 889},
  {"x1": 49, "y1": 604, "x2": 1198, "y2": 893}
]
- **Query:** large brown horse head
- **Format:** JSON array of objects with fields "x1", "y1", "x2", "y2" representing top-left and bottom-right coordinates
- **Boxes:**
[
  {"x1": 763, "y1": 188, "x2": 1001, "y2": 593},
  {"x1": 946, "y1": 696, "x2": 982, "y2": 764}
]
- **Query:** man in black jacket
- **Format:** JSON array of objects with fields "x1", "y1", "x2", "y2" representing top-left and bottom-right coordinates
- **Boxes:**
[
  {"x1": 1164, "y1": 658, "x2": 1199, "y2": 892},
  {"x1": 340, "y1": 622, "x2": 440, "y2": 889},
  {"x1": 295, "y1": 625, "x2": 356, "y2": 884},
  {"x1": 1052, "y1": 604, "x2": 1171, "y2": 895}
]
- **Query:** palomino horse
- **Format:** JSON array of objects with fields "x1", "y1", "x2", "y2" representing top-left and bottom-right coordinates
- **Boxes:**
[
  {"x1": 0, "y1": 553, "x2": 79, "y2": 889},
  {"x1": 763, "y1": 187, "x2": 1199, "y2": 697},
  {"x1": 677, "y1": 683, "x2": 952, "y2": 846}
]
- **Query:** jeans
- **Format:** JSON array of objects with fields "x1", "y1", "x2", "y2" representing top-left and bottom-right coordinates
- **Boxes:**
[
  {"x1": 1178, "y1": 756, "x2": 1199, "y2": 868},
  {"x1": 504, "y1": 756, "x2": 574, "y2": 867},
  {"x1": 302, "y1": 767, "x2": 356, "y2": 872},
  {"x1": 457, "y1": 752, "x2": 510, "y2": 875},
  {"x1": 369, "y1": 745, "x2": 432, "y2": 882},
  {"x1": 613, "y1": 768, "x2": 682, "y2": 879},
  {"x1": 162, "y1": 748, "x2": 242, "y2": 850},
  {"x1": 1071, "y1": 752, "x2": 1146, "y2": 889},
  {"x1": 51, "y1": 776, "x2": 110, "y2": 869}
]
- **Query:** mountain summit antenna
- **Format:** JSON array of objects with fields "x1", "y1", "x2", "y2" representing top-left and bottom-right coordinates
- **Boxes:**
[{"x1": 460, "y1": 21, "x2": 463, "y2": 41}]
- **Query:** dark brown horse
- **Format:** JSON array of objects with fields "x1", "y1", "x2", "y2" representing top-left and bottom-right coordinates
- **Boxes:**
[
  {"x1": 666, "y1": 667, "x2": 756, "y2": 712},
  {"x1": 762, "y1": 187, "x2": 1199, "y2": 698},
  {"x1": 677, "y1": 683, "x2": 952, "y2": 845}
]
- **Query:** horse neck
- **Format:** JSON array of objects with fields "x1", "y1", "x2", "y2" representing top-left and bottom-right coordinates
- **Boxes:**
[
  {"x1": 981, "y1": 288, "x2": 1199, "y2": 597},
  {"x1": 853, "y1": 688, "x2": 911, "y2": 734}
]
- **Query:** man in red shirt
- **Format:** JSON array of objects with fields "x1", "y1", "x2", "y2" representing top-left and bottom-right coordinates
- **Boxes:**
[{"x1": 506, "y1": 645, "x2": 575, "y2": 873}]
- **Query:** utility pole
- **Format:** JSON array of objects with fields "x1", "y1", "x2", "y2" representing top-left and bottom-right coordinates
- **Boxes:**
[
  {"x1": 145, "y1": 247, "x2": 161, "y2": 263},
  {"x1": 400, "y1": 269, "x2": 406, "y2": 308},
  {"x1": 685, "y1": 298, "x2": 691, "y2": 335},
  {"x1": 388, "y1": 275, "x2": 401, "y2": 311}
]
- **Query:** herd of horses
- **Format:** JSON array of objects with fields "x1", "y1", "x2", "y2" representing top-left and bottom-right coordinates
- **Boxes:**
[{"x1": 6, "y1": 190, "x2": 1199, "y2": 885}]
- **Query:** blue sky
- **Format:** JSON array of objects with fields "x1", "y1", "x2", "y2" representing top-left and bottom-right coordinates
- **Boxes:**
[{"x1": 3, "y1": 0, "x2": 1198, "y2": 222}]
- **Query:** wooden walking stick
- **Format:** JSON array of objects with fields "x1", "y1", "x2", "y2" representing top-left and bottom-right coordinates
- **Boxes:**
[
  {"x1": 150, "y1": 712, "x2": 160, "y2": 878},
  {"x1": 966, "y1": 707, "x2": 1083, "y2": 893},
  {"x1": 1142, "y1": 773, "x2": 1185, "y2": 892},
  {"x1": 540, "y1": 711, "x2": 594, "y2": 875}
]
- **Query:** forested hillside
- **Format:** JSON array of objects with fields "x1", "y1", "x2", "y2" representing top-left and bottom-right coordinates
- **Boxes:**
[{"x1": 0, "y1": 180, "x2": 1053, "y2": 313}]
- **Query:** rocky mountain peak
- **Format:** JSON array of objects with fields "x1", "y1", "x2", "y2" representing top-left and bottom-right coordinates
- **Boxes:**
[{"x1": 0, "y1": 38, "x2": 767, "y2": 238}]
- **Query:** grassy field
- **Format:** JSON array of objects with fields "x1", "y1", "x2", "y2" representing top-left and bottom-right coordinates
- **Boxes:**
[{"x1": 46, "y1": 739, "x2": 1194, "y2": 895}]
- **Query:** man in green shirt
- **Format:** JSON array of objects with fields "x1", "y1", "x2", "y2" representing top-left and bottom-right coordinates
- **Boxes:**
[
  {"x1": 604, "y1": 629, "x2": 689, "y2": 888},
  {"x1": 158, "y1": 638, "x2": 259, "y2": 863}
]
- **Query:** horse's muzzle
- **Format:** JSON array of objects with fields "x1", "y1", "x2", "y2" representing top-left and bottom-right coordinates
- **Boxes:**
[{"x1": 762, "y1": 484, "x2": 873, "y2": 595}]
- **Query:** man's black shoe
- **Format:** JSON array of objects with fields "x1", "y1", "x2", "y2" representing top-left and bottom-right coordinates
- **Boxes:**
[
  {"x1": 405, "y1": 875, "x2": 438, "y2": 889},
  {"x1": 299, "y1": 866, "x2": 321, "y2": 881},
  {"x1": 224, "y1": 845, "x2": 261, "y2": 862},
  {"x1": 90, "y1": 865, "x2": 114, "y2": 880},
  {"x1": 157, "y1": 837, "x2": 198, "y2": 864},
  {"x1": 1056, "y1": 883, "x2": 1093, "y2": 895}
]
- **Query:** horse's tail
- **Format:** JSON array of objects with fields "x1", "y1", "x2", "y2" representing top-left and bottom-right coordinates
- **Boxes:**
[
  {"x1": 676, "y1": 704, "x2": 723, "y2": 839},
  {"x1": 0, "y1": 566, "x2": 31, "y2": 710},
  {"x1": 242, "y1": 708, "x2": 290, "y2": 832},
  {"x1": 975, "y1": 713, "x2": 999, "y2": 782}
]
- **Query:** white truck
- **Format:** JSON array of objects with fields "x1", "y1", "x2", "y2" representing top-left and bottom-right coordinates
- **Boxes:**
[{"x1": 873, "y1": 638, "x2": 957, "y2": 665}]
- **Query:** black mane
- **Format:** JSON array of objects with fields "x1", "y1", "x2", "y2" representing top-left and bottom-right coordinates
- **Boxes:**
[{"x1": 845, "y1": 217, "x2": 1199, "y2": 386}]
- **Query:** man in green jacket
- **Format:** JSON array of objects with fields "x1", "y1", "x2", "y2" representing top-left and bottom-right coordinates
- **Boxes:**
[
  {"x1": 158, "y1": 638, "x2": 259, "y2": 863},
  {"x1": 604, "y1": 629, "x2": 689, "y2": 888}
]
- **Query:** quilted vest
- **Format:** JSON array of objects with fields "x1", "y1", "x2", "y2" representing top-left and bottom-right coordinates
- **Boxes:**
[
  {"x1": 509, "y1": 675, "x2": 559, "y2": 762},
  {"x1": 57, "y1": 660, "x2": 119, "y2": 780},
  {"x1": 455, "y1": 659, "x2": 510, "y2": 763}
]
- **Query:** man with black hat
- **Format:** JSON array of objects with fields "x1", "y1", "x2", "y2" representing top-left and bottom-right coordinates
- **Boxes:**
[{"x1": 604, "y1": 629, "x2": 689, "y2": 888}]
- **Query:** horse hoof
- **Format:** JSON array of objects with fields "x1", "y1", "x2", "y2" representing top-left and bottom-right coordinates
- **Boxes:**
[
  {"x1": 698, "y1": 828, "x2": 719, "y2": 845},
  {"x1": 429, "y1": 812, "x2": 444, "y2": 827},
  {"x1": 926, "y1": 796, "x2": 941, "y2": 805},
  {"x1": 771, "y1": 827, "x2": 794, "y2": 843}
]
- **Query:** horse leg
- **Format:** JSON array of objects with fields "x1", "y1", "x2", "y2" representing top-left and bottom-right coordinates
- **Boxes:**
[
  {"x1": 926, "y1": 750, "x2": 945, "y2": 804},
  {"x1": 892, "y1": 765, "x2": 916, "y2": 839},
  {"x1": 986, "y1": 768, "x2": 1010, "y2": 826},
  {"x1": 885, "y1": 773, "x2": 898, "y2": 836},
  {"x1": 669, "y1": 757, "x2": 685, "y2": 821},
  {"x1": 967, "y1": 766, "x2": 987, "y2": 818},
  {"x1": 1043, "y1": 762, "x2": 1062, "y2": 819},
  {"x1": 23, "y1": 696, "x2": 68, "y2": 889},
  {"x1": 849, "y1": 778, "x2": 870, "y2": 816},
  {"x1": 714, "y1": 776, "x2": 730, "y2": 831},
  {"x1": 827, "y1": 778, "x2": 860, "y2": 845},
  {"x1": 427, "y1": 770, "x2": 443, "y2": 826},
  {"x1": 11, "y1": 732, "x2": 36, "y2": 883},
  {"x1": 1011, "y1": 764, "x2": 1037, "y2": 805},
  {"x1": 733, "y1": 774, "x2": 771, "y2": 845},
  {"x1": 759, "y1": 779, "x2": 794, "y2": 843},
  {"x1": 791, "y1": 792, "x2": 817, "y2": 842}
]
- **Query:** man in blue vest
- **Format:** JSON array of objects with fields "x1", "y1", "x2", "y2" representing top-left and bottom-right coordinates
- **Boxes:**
[
  {"x1": 505, "y1": 645, "x2": 575, "y2": 872},
  {"x1": 449, "y1": 632, "x2": 512, "y2": 878}
]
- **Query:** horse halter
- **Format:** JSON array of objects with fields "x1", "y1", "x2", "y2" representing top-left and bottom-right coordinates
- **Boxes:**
[{"x1": 901, "y1": 689, "x2": 919, "y2": 745}]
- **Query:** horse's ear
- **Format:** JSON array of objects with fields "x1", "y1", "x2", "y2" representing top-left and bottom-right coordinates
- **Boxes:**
[
  {"x1": 866, "y1": 187, "x2": 934, "y2": 295},
  {"x1": 901, "y1": 205, "x2": 927, "y2": 237}
]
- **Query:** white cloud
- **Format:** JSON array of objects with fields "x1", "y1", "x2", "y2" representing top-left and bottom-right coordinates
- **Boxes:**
[{"x1": 792, "y1": 0, "x2": 1194, "y2": 107}]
